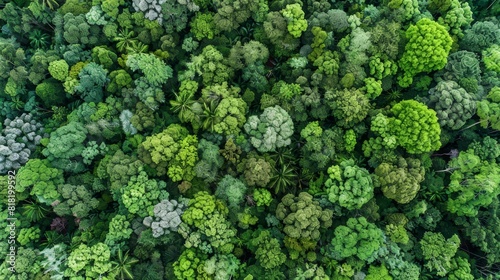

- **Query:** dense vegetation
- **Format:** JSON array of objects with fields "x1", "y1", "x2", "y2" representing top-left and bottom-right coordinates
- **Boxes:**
[{"x1": 0, "y1": 0, "x2": 499, "y2": 279}]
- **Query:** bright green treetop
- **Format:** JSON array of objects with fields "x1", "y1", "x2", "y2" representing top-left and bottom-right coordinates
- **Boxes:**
[
  {"x1": 281, "y1": 4, "x2": 308, "y2": 38},
  {"x1": 121, "y1": 169, "x2": 167, "y2": 217},
  {"x1": 326, "y1": 159, "x2": 374, "y2": 210},
  {"x1": 446, "y1": 150, "x2": 500, "y2": 217},
  {"x1": 327, "y1": 217, "x2": 384, "y2": 262},
  {"x1": 138, "y1": 124, "x2": 198, "y2": 181},
  {"x1": 398, "y1": 18, "x2": 452, "y2": 87},
  {"x1": 16, "y1": 158, "x2": 64, "y2": 205},
  {"x1": 420, "y1": 232, "x2": 460, "y2": 277},
  {"x1": 365, "y1": 100, "x2": 441, "y2": 155}
]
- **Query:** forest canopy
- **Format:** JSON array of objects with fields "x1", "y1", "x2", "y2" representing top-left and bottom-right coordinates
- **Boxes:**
[{"x1": 0, "y1": 0, "x2": 500, "y2": 279}]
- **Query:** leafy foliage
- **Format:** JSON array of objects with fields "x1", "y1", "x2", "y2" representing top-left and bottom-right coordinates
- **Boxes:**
[
  {"x1": 5, "y1": 1, "x2": 500, "y2": 279},
  {"x1": 398, "y1": 18, "x2": 453, "y2": 87},
  {"x1": 326, "y1": 159, "x2": 374, "y2": 210}
]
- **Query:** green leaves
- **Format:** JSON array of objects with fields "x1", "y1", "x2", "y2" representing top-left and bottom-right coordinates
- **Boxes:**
[
  {"x1": 281, "y1": 4, "x2": 308, "y2": 38},
  {"x1": 138, "y1": 124, "x2": 199, "y2": 180},
  {"x1": 111, "y1": 249, "x2": 139, "y2": 280},
  {"x1": 446, "y1": 150, "x2": 500, "y2": 217},
  {"x1": 120, "y1": 170, "x2": 167, "y2": 217},
  {"x1": 244, "y1": 105, "x2": 294, "y2": 153},
  {"x1": 126, "y1": 53, "x2": 173, "y2": 110},
  {"x1": 398, "y1": 18, "x2": 453, "y2": 87},
  {"x1": 247, "y1": 229, "x2": 286, "y2": 269},
  {"x1": 420, "y1": 232, "x2": 460, "y2": 276},
  {"x1": 16, "y1": 158, "x2": 64, "y2": 204},
  {"x1": 365, "y1": 100, "x2": 441, "y2": 156},
  {"x1": 327, "y1": 217, "x2": 384, "y2": 262},
  {"x1": 374, "y1": 157, "x2": 425, "y2": 204},
  {"x1": 476, "y1": 86, "x2": 500, "y2": 130},
  {"x1": 276, "y1": 192, "x2": 333, "y2": 255},
  {"x1": 326, "y1": 159, "x2": 374, "y2": 210},
  {"x1": 66, "y1": 243, "x2": 114, "y2": 278}
]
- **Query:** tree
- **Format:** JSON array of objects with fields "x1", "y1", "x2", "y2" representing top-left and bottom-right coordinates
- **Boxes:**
[
  {"x1": 227, "y1": 41, "x2": 269, "y2": 70},
  {"x1": 63, "y1": 13, "x2": 101, "y2": 45},
  {"x1": 482, "y1": 44, "x2": 500, "y2": 73},
  {"x1": 243, "y1": 157, "x2": 272, "y2": 187},
  {"x1": 36, "y1": 78, "x2": 67, "y2": 107},
  {"x1": 398, "y1": 18, "x2": 453, "y2": 87},
  {"x1": 143, "y1": 199, "x2": 186, "y2": 237},
  {"x1": 262, "y1": 11, "x2": 300, "y2": 56},
  {"x1": 300, "y1": 124, "x2": 348, "y2": 172},
  {"x1": 374, "y1": 157, "x2": 425, "y2": 204},
  {"x1": 17, "y1": 226, "x2": 40, "y2": 246},
  {"x1": 53, "y1": 184, "x2": 99, "y2": 219},
  {"x1": 39, "y1": 244, "x2": 68, "y2": 279},
  {"x1": 182, "y1": 45, "x2": 233, "y2": 85},
  {"x1": 0, "y1": 247, "x2": 43, "y2": 279},
  {"x1": 212, "y1": 96, "x2": 248, "y2": 136},
  {"x1": 0, "y1": 113, "x2": 45, "y2": 174},
  {"x1": 324, "y1": 87, "x2": 370, "y2": 128},
  {"x1": 446, "y1": 150, "x2": 500, "y2": 217},
  {"x1": 16, "y1": 159, "x2": 64, "y2": 204},
  {"x1": 276, "y1": 192, "x2": 333, "y2": 257},
  {"x1": 120, "y1": 169, "x2": 167, "y2": 217},
  {"x1": 469, "y1": 135, "x2": 500, "y2": 161},
  {"x1": 74, "y1": 62, "x2": 108, "y2": 103},
  {"x1": 281, "y1": 4, "x2": 308, "y2": 38},
  {"x1": 326, "y1": 217, "x2": 384, "y2": 262},
  {"x1": 203, "y1": 253, "x2": 240, "y2": 279},
  {"x1": 105, "y1": 214, "x2": 133, "y2": 251},
  {"x1": 454, "y1": 197, "x2": 500, "y2": 266},
  {"x1": 246, "y1": 229, "x2": 286, "y2": 270},
  {"x1": 91, "y1": 46, "x2": 117, "y2": 69},
  {"x1": 105, "y1": 149, "x2": 143, "y2": 194},
  {"x1": 126, "y1": 52, "x2": 173, "y2": 110},
  {"x1": 130, "y1": 102, "x2": 155, "y2": 132},
  {"x1": 365, "y1": 264, "x2": 392, "y2": 280},
  {"x1": 435, "y1": 0, "x2": 473, "y2": 38},
  {"x1": 65, "y1": 242, "x2": 116, "y2": 279},
  {"x1": 47, "y1": 59, "x2": 69, "y2": 81},
  {"x1": 172, "y1": 248, "x2": 207, "y2": 280},
  {"x1": 253, "y1": 188, "x2": 273, "y2": 207},
  {"x1": 42, "y1": 121, "x2": 87, "y2": 173},
  {"x1": 107, "y1": 69, "x2": 132, "y2": 93},
  {"x1": 364, "y1": 100, "x2": 442, "y2": 155},
  {"x1": 244, "y1": 105, "x2": 294, "y2": 153},
  {"x1": 461, "y1": 21, "x2": 500, "y2": 53},
  {"x1": 181, "y1": 191, "x2": 237, "y2": 254},
  {"x1": 448, "y1": 256, "x2": 474, "y2": 280},
  {"x1": 86, "y1": 6, "x2": 108, "y2": 25},
  {"x1": 161, "y1": 0, "x2": 192, "y2": 33},
  {"x1": 326, "y1": 159, "x2": 374, "y2": 210},
  {"x1": 476, "y1": 86, "x2": 500, "y2": 130},
  {"x1": 427, "y1": 80, "x2": 476, "y2": 130},
  {"x1": 215, "y1": 175, "x2": 247, "y2": 209},
  {"x1": 212, "y1": 0, "x2": 259, "y2": 33},
  {"x1": 101, "y1": 0, "x2": 125, "y2": 19},
  {"x1": 420, "y1": 232, "x2": 460, "y2": 276},
  {"x1": 132, "y1": 0, "x2": 172, "y2": 24},
  {"x1": 194, "y1": 139, "x2": 224, "y2": 183},
  {"x1": 138, "y1": 124, "x2": 198, "y2": 181},
  {"x1": 434, "y1": 50, "x2": 481, "y2": 93},
  {"x1": 190, "y1": 12, "x2": 215, "y2": 40}
]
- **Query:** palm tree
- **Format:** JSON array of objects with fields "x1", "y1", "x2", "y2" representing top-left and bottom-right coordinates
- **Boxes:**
[
  {"x1": 111, "y1": 249, "x2": 139, "y2": 280},
  {"x1": 114, "y1": 29, "x2": 139, "y2": 53},
  {"x1": 170, "y1": 90, "x2": 196, "y2": 123},
  {"x1": 38, "y1": 0, "x2": 59, "y2": 10}
]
